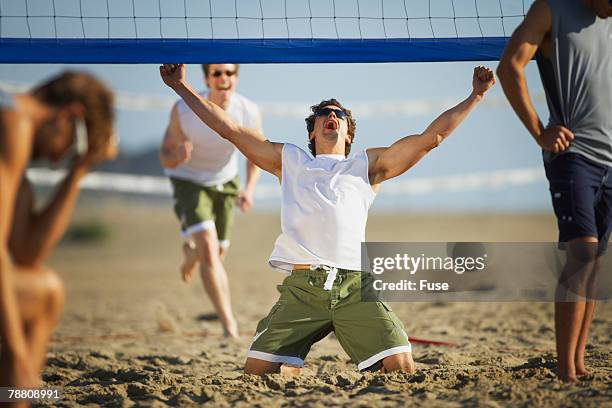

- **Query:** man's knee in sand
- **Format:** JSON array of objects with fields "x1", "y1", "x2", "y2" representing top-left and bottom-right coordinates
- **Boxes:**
[
  {"x1": 244, "y1": 353, "x2": 415, "y2": 376},
  {"x1": 15, "y1": 265, "x2": 65, "y2": 327},
  {"x1": 381, "y1": 352, "x2": 416, "y2": 374},
  {"x1": 244, "y1": 358, "x2": 300, "y2": 376}
]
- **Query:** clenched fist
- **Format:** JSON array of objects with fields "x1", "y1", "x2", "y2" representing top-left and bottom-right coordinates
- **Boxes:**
[
  {"x1": 472, "y1": 66, "x2": 496, "y2": 97},
  {"x1": 538, "y1": 125, "x2": 574, "y2": 153},
  {"x1": 160, "y1": 64, "x2": 186, "y2": 90}
]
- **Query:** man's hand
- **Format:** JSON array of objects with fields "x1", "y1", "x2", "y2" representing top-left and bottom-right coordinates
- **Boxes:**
[
  {"x1": 235, "y1": 189, "x2": 254, "y2": 212},
  {"x1": 472, "y1": 66, "x2": 496, "y2": 97},
  {"x1": 160, "y1": 64, "x2": 186, "y2": 90},
  {"x1": 173, "y1": 141, "x2": 193, "y2": 165},
  {"x1": 538, "y1": 125, "x2": 574, "y2": 153}
]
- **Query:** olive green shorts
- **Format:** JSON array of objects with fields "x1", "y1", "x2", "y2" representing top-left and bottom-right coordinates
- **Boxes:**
[
  {"x1": 247, "y1": 268, "x2": 412, "y2": 371},
  {"x1": 170, "y1": 176, "x2": 239, "y2": 245}
]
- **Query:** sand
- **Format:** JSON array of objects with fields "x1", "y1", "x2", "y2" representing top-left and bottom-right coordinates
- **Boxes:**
[{"x1": 38, "y1": 198, "x2": 611, "y2": 407}]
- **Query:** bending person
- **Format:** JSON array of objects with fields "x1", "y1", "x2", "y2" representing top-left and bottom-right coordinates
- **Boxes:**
[
  {"x1": 160, "y1": 63, "x2": 495, "y2": 374},
  {"x1": 0, "y1": 72, "x2": 115, "y2": 392},
  {"x1": 159, "y1": 64, "x2": 261, "y2": 339}
]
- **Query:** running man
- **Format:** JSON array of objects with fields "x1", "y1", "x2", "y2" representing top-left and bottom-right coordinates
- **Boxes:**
[
  {"x1": 159, "y1": 64, "x2": 261, "y2": 338},
  {"x1": 160, "y1": 63, "x2": 495, "y2": 374},
  {"x1": 497, "y1": 0, "x2": 611, "y2": 382},
  {"x1": 0, "y1": 72, "x2": 115, "y2": 390}
]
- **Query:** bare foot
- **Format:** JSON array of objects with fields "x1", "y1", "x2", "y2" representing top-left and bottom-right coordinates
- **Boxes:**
[
  {"x1": 279, "y1": 365, "x2": 301, "y2": 376},
  {"x1": 180, "y1": 241, "x2": 198, "y2": 282},
  {"x1": 557, "y1": 364, "x2": 578, "y2": 383},
  {"x1": 223, "y1": 321, "x2": 240, "y2": 340},
  {"x1": 575, "y1": 364, "x2": 589, "y2": 376}
]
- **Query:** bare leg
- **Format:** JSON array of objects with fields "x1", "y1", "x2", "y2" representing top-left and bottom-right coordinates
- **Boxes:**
[
  {"x1": 555, "y1": 302, "x2": 584, "y2": 382},
  {"x1": 192, "y1": 229, "x2": 238, "y2": 338},
  {"x1": 575, "y1": 255, "x2": 600, "y2": 376},
  {"x1": 0, "y1": 265, "x2": 65, "y2": 408},
  {"x1": 180, "y1": 241, "x2": 198, "y2": 282},
  {"x1": 555, "y1": 237, "x2": 597, "y2": 382},
  {"x1": 219, "y1": 245, "x2": 228, "y2": 262},
  {"x1": 181, "y1": 240, "x2": 229, "y2": 282},
  {"x1": 244, "y1": 357, "x2": 300, "y2": 376},
  {"x1": 381, "y1": 352, "x2": 415, "y2": 373},
  {"x1": 575, "y1": 300, "x2": 595, "y2": 375}
]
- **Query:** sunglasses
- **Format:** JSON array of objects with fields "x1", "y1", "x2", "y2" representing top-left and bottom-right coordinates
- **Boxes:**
[
  {"x1": 211, "y1": 70, "x2": 237, "y2": 78},
  {"x1": 315, "y1": 107, "x2": 347, "y2": 120}
]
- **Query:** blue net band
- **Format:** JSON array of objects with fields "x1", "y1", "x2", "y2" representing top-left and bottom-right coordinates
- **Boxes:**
[{"x1": 0, "y1": 37, "x2": 509, "y2": 64}]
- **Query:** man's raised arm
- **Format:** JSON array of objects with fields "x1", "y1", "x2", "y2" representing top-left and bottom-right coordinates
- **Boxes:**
[
  {"x1": 368, "y1": 66, "x2": 495, "y2": 186},
  {"x1": 160, "y1": 64, "x2": 282, "y2": 179}
]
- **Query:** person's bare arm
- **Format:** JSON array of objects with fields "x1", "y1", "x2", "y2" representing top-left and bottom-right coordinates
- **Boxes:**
[
  {"x1": 368, "y1": 67, "x2": 495, "y2": 187},
  {"x1": 0, "y1": 113, "x2": 38, "y2": 386},
  {"x1": 9, "y1": 164, "x2": 87, "y2": 267},
  {"x1": 160, "y1": 64, "x2": 283, "y2": 179},
  {"x1": 159, "y1": 104, "x2": 193, "y2": 169},
  {"x1": 236, "y1": 113, "x2": 263, "y2": 212},
  {"x1": 497, "y1": 0, "x2": 574, "y2": 153}
]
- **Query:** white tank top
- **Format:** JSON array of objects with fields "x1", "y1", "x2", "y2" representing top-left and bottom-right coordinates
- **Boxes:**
[
  {"x1": 164, "y1": 92, "x2": 260, "y2": 186},
  {"x1": 269, "y1": 144, "x2": 376, "y2": 272}
]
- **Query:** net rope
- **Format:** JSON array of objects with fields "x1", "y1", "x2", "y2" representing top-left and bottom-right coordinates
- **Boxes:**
[{"x1": 0, "y1": 0, "x2": 532, "y2": 63}]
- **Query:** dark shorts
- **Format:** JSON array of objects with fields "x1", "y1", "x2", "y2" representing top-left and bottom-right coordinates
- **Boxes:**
[{"x1": 544, "y1": 153, "x2": 612, "y2": 250}]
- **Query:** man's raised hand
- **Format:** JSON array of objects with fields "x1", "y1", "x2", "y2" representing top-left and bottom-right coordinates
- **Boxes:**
[
  {"x1": 160, "y1": 64, "x2": 186, "y2": 90},
  {"x1": 472, "y1": 66, "x2": 496, "y2": 97}
]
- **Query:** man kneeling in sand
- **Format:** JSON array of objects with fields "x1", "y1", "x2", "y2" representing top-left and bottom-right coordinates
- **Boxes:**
[
  {"x1": 0, "y1": 72, "x2": 115, "y2": 390},
  {"x1": 160, "y1": 63, "x2": 495, "y2": 374}
]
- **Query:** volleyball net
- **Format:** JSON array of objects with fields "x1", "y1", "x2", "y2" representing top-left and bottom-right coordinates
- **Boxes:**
[{"x1": 0, "y1": 0, "x2": 532, "y2": 63}]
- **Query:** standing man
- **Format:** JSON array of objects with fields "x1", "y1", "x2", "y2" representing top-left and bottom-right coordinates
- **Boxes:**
[
  {"x1": 160, "y1": 63, "x2": 495, "y2": 374},
  {"x1": 0, "y1": 72, "x2": 115, "y2": 392},
  {"x1": 497, "y1": 0, "x2": 612, "y2": 382},
  {"x1": 159, "y1": 64, "x2": 262, "y2": 339}
]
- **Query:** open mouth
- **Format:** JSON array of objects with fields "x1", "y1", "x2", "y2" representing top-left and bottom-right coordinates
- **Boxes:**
[
  {"x1": 325, "y1": 120, "x2": 338, "y2": 130},
  {"x1": 216, "y1": 85, "x2": 231, "y2": 91}
]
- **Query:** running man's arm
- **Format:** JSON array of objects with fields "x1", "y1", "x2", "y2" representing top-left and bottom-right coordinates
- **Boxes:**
[
  {"x1": 368, "y1": 66, "x2": 495, "y2": 187},
  {"x1": 159, "y1": 104, "x2": 193, "y2": 169},
  {"x1": 497, "y1": 0, "x2": 573, "y2": 153},
  {"x1": 0, "y1": 114, "x2": 38, "y2": 386},
  {"x1": 160, "y1": 64, "x2": 283, "y2": 179}
]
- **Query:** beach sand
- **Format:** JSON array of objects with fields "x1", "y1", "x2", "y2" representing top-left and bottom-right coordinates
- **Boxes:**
[{"x1": 40, "y1": 199, "x2": 611, "y2": 407}]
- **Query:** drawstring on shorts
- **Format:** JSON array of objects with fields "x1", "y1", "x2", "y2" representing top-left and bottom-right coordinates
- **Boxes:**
[{"x1": 310, "y1": 264, "x2": 338, "y2": 291}]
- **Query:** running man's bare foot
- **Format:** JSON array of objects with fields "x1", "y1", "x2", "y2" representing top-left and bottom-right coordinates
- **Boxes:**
[
  {"x1": 180, "y1": 241, "x2": 198, "y2": 282},
  {"x1": 223, "y1": 319, "x2": 240, "y2": 340}
]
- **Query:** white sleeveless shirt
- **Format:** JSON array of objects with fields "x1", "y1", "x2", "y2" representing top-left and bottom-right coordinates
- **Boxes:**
[
  {"x1": 269, "y1": 144, "x2": 376, "y2": 272},
  {"x1": 164, "y1": 91, "x2": 260, "y2": 186}
]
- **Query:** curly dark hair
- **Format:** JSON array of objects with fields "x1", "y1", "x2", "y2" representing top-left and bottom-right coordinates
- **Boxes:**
[
  {"x1": 32, "y1": 71, "x2": 114, "y2": 160},
  {"x1": 305, "y1": 98, "x2": 356, "y2": 157}
]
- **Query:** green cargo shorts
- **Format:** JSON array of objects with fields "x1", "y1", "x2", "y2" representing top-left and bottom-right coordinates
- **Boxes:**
[
  {"x1": 170, "y1": 176, "x2": 239, "y2": 244},
  {"x1": 247, "y1": 267, "x2": 412, "y2": 370}
]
